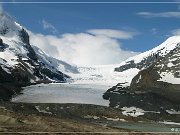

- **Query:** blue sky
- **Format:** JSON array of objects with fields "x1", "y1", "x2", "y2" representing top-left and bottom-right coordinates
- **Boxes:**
[{"x1": 1, "y1": 0, "x2": 180, "y2": 65}]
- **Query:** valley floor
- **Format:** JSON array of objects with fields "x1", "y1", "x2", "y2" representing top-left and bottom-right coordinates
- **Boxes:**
[{"x1": 0, "y1": 102, "x2": 179, "y2": 134}]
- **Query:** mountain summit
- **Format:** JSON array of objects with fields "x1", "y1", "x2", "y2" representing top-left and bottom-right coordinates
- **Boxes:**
[{"x1": 0, "y1": 12, "x2": 22, "y2": 36}]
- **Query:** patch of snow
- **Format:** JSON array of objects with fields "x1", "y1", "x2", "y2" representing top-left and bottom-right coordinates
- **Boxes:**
[
  {"x1": 0, "y1": 50, "x2": 18, "y2": 65},
  {"x1": 103, "y1": 116, "x2": 126, "y2": 122},
  {"x1": 136, "y1": 74, "x2": 141, "y2": 83},
  {"x1": 121, "y1": 107, "x2": 145, "y2": 117},
  {"x1": 35, "y1": 106, "x2": 52, "y2": 114},
  {"x1": 22, "y1": 58, "x2": 29, "y2": 61},
  {"x1": 84, "y1": 115, "x2": 99, "y2": 120},
  {"x1": 144, "y1": 111, "x2": 160, "y2": 114},
  {"x1": 166, "y1": 109, "x2": 180, "y2": 114},
  {"x1": 119, "y1": 119, "x2": 126, "y2": 122},
  {"x1": 0, "y1": 106, "x2": 7, "y2": 111},
  {"x1": 30, "y1": 79, "x2": 35, "y2": 83},
  {"x1": 158, "y1": 72, "x2": 180, "y2": 84},
  {"x1": 0, "y1": 65, "x2": 11, "y2": 74},
  {"x1": 169, "y1": 58, "x2": 177, "y2": 62},
  {"x1": 106, "y1": 117, "x2": 120, "y2": 121},
  {"x1": 159, "y1": 121, "x2": 180, "y2": 126},
  {"x1": 167, "y1": 63, "x2": 174, "y2": 67}
]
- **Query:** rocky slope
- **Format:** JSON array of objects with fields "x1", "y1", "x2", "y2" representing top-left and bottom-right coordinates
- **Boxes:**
[
  {"x1": 0, "y1": 12, "x2": 77, "y2": 100},
  {"x1": 103, "y1": 36, "x2": 180, "y2": 116}
]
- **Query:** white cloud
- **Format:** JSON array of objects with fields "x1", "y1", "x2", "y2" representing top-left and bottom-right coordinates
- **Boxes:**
[
  {"x1": 87, "y1": 29, "x2": 137, "y2": 39},
  {"x1": 171, "y1": 29, "x2": 180, "y2": 35},
  {"x1": 137, "y1": 12, "x2": 180, "y2": 18},
  {"x1": 42, "y1": 19, "x2": 57, "y2": 34},
  {"x1": 29, "y1": 29, "x2": 139, "y2": 66}
]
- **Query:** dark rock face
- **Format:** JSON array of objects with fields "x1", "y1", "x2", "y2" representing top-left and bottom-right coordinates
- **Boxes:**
[
  {"x1": 0, "y1": 65, "x2": 32, "y2": 101},
  {"x1": 114, "y1": 53, "x2": 159, "y2": 72},
  {"x1": 17, "y1": 28, "x2": 69, "y2": 83},
  {"x1": 19, "y1": 28, "x2": 30, "y2": 45},
  {"x1": 0, "y1": 84, "x2": 23, "y2": 101},
  {"x1": 0, "y1": 38, "x2": 3, "y2": 44},
  {"x1": 103, "y1": 84, "x2": 180, "y2": 122},
  {"x1": 130, "y1": 70, "x2": 180, "y2": 104},
  {"x1": 0, "y1": 38, "x2": 7, "y2": 51},
  {"x1": 0, "y1": 62, "x2": 33, "y2": 84},
  {"x1": 19, "y1": 29, "x2": 38, "y2": 62},
  {"x1": 0, "y1": 66, "x2": 14, "y2": 83},
  {"x1": 103, "y1": 84, "x2": 180, "y2": 112},
  {"x1": 0, "y1": 25, "x2": 9, "y2": 35},
  {"x1": 103, "y1": 82, "x2": 180, "y2": 119},
  {"x1": 40, "y1": 68, "x2": 67, "y2": 82}
]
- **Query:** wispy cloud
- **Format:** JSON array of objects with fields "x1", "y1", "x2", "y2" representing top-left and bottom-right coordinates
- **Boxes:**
[
  {"x1": 137, "y1": 12, "x2": 180, "y2": 18},
  {"x1": 150, "y1": 28, "x2": 158, "y2": 35},
  {"x1": 42, "y1": 19, "x2": 57, "y2": 34},
  {"x1": 87, "y1": 29, "x2": 137, "y2": 39},
  {"x1": 171, "y1": 28, "x2": 180, "y2": 35},
  {"x1": 29, "y1": 29, "x2": 139, "y2": 66}
]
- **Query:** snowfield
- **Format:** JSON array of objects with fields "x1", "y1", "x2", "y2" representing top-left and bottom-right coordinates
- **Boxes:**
[
  {"x1": 68, "y1": 65, "x2": 139, "y2": 87},
  {"x1": 158, "y1": 72, "x2": 180, "y2": 84}
]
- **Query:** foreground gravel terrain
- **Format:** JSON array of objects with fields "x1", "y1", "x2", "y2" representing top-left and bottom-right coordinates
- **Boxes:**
[{"x1": 0, "y1": 102, "x2": 178, "y2": 134}]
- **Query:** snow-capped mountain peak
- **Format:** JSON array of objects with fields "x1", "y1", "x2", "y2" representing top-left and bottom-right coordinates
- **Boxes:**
[
  {"x1": 118, "y1": 36, "x2": 180, "y2": 68},
  {"x1": 112, "y1": 36, "x2": 180, "y2": 88},
  {"x1": 0, "y1": 11, "x2": 22, "y2": 37},
  {"x1": 0, "y1": 11, "x2": 78, "y2": 84}
]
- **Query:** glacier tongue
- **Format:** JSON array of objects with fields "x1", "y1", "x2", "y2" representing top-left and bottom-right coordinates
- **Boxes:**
[{"x1": 68, "y1": 65, "x2": 139, "y2": 87}]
